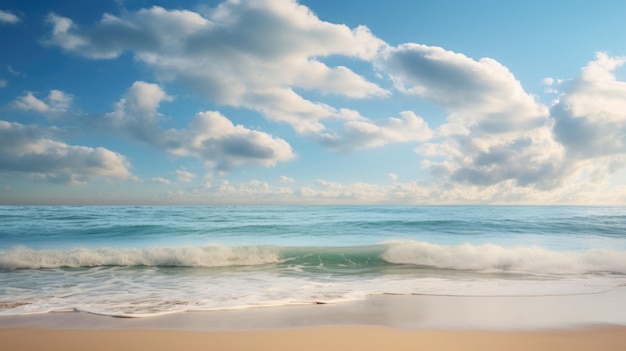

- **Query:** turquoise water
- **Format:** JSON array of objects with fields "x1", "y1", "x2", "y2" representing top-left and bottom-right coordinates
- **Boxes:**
[{"x1": 1, "y1": 206, "x2": 625, "y2": 317}]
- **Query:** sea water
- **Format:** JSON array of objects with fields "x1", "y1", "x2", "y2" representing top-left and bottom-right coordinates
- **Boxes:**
[{"x1": 0, "y1": 206, "x2": 625, "y2": 318}]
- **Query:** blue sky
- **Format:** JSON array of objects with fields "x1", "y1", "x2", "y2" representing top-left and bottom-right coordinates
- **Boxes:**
[{"x1": 1, "y1": 0, "x2": 626, "y2": 205}]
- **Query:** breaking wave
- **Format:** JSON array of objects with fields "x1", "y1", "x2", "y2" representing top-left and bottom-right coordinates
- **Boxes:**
[{"x1": 1, "y1": 241, "x2": 625, "y2": 275}]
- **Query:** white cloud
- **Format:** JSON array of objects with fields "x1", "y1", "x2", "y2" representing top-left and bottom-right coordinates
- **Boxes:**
[
  {"x1": 0, "y1": 79, "x2": 6, "y2": 88},
  {"x1": 221, "y1": 177, "x2": 626, "y2": 205},
  {"x1": 44, "y1": 0, "x2": 387, "y2": 134},
  {"x1": 398, "y1": 50, "x2": 626, "y2": 193},
  {"x1": 35, "y1": 1, "x2": 626, "y2": 203},
  {"x1": 388, "y1": 173, "x2": 398, "y2": 182},
  {"x1": 375, "y1": 43, "x2": 568, "y2": 189},
  {"x1": 377, "y1": 43, "x2": 547, "y2": 134},
  {"x1": 106, "y1": 81, "x2": 172, "y2": 144},
  {"x1": 0, "y1": 10, "x2": 20, "y2": 24},
  {"x1": 175, "y1": 169, "x2": 196, "y2": 183},
  {"x1": 317, "y1": 110, "x2": 433, "y2": 151},
  {"x1": 12, "y1": 90, "x2": 73, "y2": 114},
  {"x1": 182, "y1": 111, "x2": 296, "y2": 170},
  {"x1": 115, "y1": 81, "x2": 172, "y2": 117},
  {"x1": 280, "y1": 175, "x2": 295, "y2": 183},
  {"x1": 551, "y1": 52, "x2": 626, "y2": 173},
  {"x1": 149, "y1": 177, "x2": 171, "y2": 185},
  {"x1": 12, "y1": 92, "x2": 48, "y2": 113},
  {"x1": 0, "y1": 120, "x2": 131, "y2": 184},
  {"x1": 47, "y1": 90, "x2": 73, "y2": 111},
  {"x1": 108, "y1": 81, "x2": 295, "y2": 173}
]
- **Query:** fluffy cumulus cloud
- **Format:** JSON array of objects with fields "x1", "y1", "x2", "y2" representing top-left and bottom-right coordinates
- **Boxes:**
[
  {"x1": 377, "y1": 43, "x2": 549, "y2": 133},
  {"x1": 376, "y1": 43, "x2": 567, "y2": 189},
  {"x1": 552, "y1": 53, "x2": 626, "y2": 159},
  {"x1": 108, "y1": 81, "x2": 295, "y2": 172},
  {"x1": 44, "y1": 0, "x2": 387, "y2": 135},
  {"x1": 12, "y1": 90, "x2": 73, "y2": 115},
  {"x1": 0, "y1": 10, "x2": 20, "y2": 24},
  {"x1": 547, "y1": 52, "x2": 626, "y2": 184},
  {"x1": 379, "y1": 47, "x2": 626, "y2": 196},
  {"x1": 0, "y1": 121, "x2": 131, "y2": 184}
]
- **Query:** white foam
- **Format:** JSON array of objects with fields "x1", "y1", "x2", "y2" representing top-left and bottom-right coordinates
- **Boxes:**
[
  {"x1": 382, "y1": 241, "x2": 626, "y2": 274},
  {"x1": 0, "y1": 245, "x2": 280, "y2": 269}
]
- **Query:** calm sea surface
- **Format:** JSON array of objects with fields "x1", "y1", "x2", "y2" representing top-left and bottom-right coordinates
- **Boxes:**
[{"x1": 1, "y1": 206, "x2": 625, "y2": 317}]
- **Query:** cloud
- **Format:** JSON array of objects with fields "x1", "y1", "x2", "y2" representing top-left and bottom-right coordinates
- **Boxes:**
[
  {"x1": 398, "y1": 50, "x2": 626, "y2": 192},
  {"x1": 175, "y1": 169, "x2": 196, "y2": 183},
  {"x1": 0, "y1": 120, "x2": 131, "y2": 184},
  {"x1": 12, "y1": 90, "x2": 73, "y2": 114},
  {"x1": 108, "y1": 81, "x2": 295, "y2": 172},
  {"x1": 106, "y1": 81, "x2": 172, "y2": 144},
  {"x1": 44, "y1": 0, "x2": 387, "y2": 134},
  {"x1": 279, "y1": 175, "x2": 294, "y2": 183},
  {"x1": 149, "y1": 174, "x2": 626, "y2": 205},
  {"x1": 552, "y1": 53, "x2": 626, "y2": 159},
  {"x1": 148, "y1": 177, "x2": 171, "y2": 185},
  {"x1": 35, "y1": 1, "x2": 626, "y2": 203},
  {"x1": 183, "y1": 111, "x2": 296, "y2": 170},
  {"x1": 548, "y1": 52, "x2": 626, "y2": 184},
  {"x1": 0, "y1": 79, "x2": 6, "y2": 88},
  {"x1": 377, "y1": 43, "x2": 547, "y2": 134},
  {"x1": 0, "y1": 10, "x2": 20, "y2": 24},
  {"x1": 375, "y1": 43, "x2": 568, "y2": 189},
  {"x1": 317, "y1": 110, "x2": 432, "y2": 151}
]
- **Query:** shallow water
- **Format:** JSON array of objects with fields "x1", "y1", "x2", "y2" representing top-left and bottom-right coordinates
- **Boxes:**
[{"x1": 1, "y1": 206, "x2": 625, "y2": 317}]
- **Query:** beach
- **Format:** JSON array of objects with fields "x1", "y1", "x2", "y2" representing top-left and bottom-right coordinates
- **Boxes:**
[
  {"x1": 3, "y1": 326, "x2": 626, "y2": 351},
  {"x1": 2, "y1": 291, "x2": 626, "y2": 350}
]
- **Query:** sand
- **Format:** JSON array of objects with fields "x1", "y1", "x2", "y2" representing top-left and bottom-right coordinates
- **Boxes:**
[
  {"x1": 2, "y1": 290, "x2": 626, "y2": 350},
  {"x1": 2, "y1": 326, "x2": 626, "y2": 351}
]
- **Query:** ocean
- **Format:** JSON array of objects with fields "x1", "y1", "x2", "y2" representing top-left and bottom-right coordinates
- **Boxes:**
[{"x1": 1, "y1": 205, "x2": 625, "y2": 318}]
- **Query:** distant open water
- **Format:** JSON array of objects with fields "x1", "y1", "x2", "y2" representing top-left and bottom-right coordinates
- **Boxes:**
[{"x1": 1, "y1": 206, "x2": 625, "y2": 317}]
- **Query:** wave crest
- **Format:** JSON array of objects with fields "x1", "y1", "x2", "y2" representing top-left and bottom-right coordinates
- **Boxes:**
[
  {"x1": 2, "y1": 242, "x2": 626, "y2": 275},
  {"x1": 382, "y1": 241, "x2": 626, "y2": 274},
  {"x1": 0, "y1": 245, "x2": 280, "y2": 269}
]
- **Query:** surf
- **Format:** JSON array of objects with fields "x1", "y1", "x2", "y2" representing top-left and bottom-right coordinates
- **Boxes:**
[{"x1": 2, "y1": 241, "x2": 625, "y2": 276}]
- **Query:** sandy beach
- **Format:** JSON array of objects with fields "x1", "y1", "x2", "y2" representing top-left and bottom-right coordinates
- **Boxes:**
[
  {"x1": 2, "y1": 326, "x2": 626, "y2": 351},
  {"x1": 2, "y1": 291, "x2": 626, "y2": 351}
]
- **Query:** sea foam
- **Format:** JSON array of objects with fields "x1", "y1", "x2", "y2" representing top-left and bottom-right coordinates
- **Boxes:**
[
  {"x1": 381, "y1": 241, "x2": 626, "y2": 274},
  {"x1": 0, "y1": 245, "x2": 280, "y2": 269},
  {"x1": 2, "y1": 241, "x2": 626, "y2": 275}
]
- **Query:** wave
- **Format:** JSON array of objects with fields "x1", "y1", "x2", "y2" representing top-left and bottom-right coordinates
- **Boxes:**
[
  {"x1": 0, "y1": 245, "x2": 281, "y2": 269},
  {"x1": 1, "y1": 241, "x2": 625, "y2": 275},
  {"x1": 381, "y1": 241, "x2": 626, "y2": 275}
]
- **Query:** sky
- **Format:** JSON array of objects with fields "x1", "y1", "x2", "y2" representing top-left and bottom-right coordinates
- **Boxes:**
[{"x1": 1, "y1": 0, "x2": 626, "y2": 205}]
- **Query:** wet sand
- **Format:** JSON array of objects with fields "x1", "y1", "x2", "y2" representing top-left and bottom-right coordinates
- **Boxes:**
[{"x1": 2, "y1": 290, "x2": 626, "y2": 351}]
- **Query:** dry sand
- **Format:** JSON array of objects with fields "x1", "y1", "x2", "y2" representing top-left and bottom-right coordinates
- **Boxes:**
[
  {"x1": 3, "y1": 291, "x2": 626, "y2": 350},
  {"x1": 2, "y1": 326, "x2": 626, "y2": 351}
]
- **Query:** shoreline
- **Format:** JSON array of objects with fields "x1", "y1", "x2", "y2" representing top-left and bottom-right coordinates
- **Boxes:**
[
  {"x1": 2, "y1": 288, "x2": 626, "y2": 331},
  {"x1": 2, "y1": 291, "x2": 626, "y2": 350}
]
